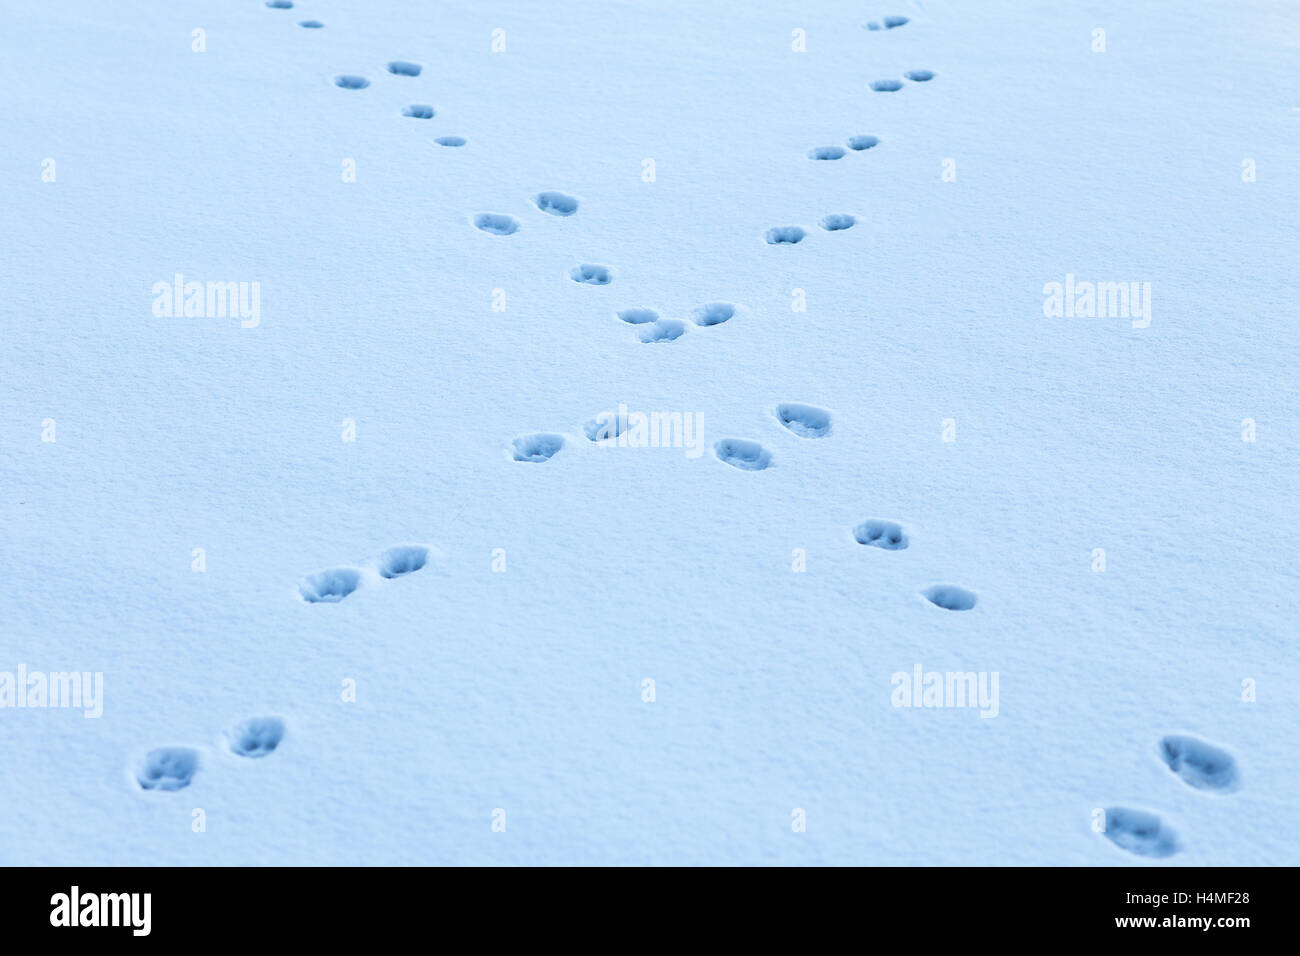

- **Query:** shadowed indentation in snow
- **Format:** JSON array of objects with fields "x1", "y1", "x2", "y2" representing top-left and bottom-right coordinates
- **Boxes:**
[
  {"x1": 776, "y1": 403, "x2": 831, "y2": 437},
  {"x1": 866, "y1": 16, "x2": 909, "y2": 30},
  {"x1": 765, "y1": 226, "x2": 806, "y2": 245},
  {"x1": 691, "y1": 302, "x2": 734, "y2": 326},
  {"x1": 299, "y1": 20, "x2": 324, "y2": 28},
  {"x1": 870, "y1": 79, "x2": 903, "y2": 92},
  {"x1": 820, "y1": 214, "x2": 856, "y2": 231},
  {"x1": 922, "y1": 585, "x2": 976, "y2": 610},
  {"x1": 847, "y1": 135, "x2": 880, "y2": 150},
  {"x1": 905, "y1": 70, "x2": 936, "y2": 82},
  {"x1": 299, "y1": 568, "x2": 362, "y2": 603},
  {"x1": 617, "y1": 308, "x2": 658, "y2": 324},
  {"x1": 569, "y1": 264, "x2": 611, "y2": 285},
  {"x1": 387, "y1": 61, "x2": 422, "y2": 77},
  {"x1": 715, "y1": 439, "x2": 772, "y2": 471},
  {"x1": 1101, "y1": 807, "x2": 1178, "y2": 858},
  {"x1": 474, "y1": 213, "x2": 519, "y2": 236},
  {"x1": 512, "y1": 434, "x2": 563, "y2": 462},
  {"x1": 638, "y1": 319, "x2": 686, "y2": 343},
  {"x1": 535, "y1": 192, "x2": 578, "y2": 216},
  {"x1": 334, "y1": 75, "x2": 370, "y2": 90},
  {"x1": 136, "y1": 748, "x2": 199, "y2": 791},
  {"x1": 808, "y1": 146, "x2": 847, "y2": 160},
  {"x1": 855, "y1": 519, "x2": 908, "y2": 550},
  {"x1": 229, "y1": 717, "x2": 285, "y2": 758},
  {"x1": 403, "y1": 105, "x2": 434, "y2": 119},
  {"x1": 265, "y1": 0, "x2": 294, "y2": 8},
  {"x1": 378, "y1": 545, "x2": 428, "y2": 579},
  {"x1": 434, "y1": 136, "x2": 466, "y2": 147},
  {"x1": 1159, "y1": 735, "x2": 1239, "y2": 792}
]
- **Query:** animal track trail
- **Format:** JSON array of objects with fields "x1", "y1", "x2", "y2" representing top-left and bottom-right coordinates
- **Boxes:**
[
  {"x1": 135, "y1": 747, "x2": 199, "y2": 791},
  {"x1": 922, "y1": 585, "x2": 977, "y2": 610},
  {"x1": 1159, "y1": 735, "x2": 1239, "y2": 793},
  {"x1": 715, "y1": 439, "x2": 772, "y2": 471},
  {"x1": 512, "y1": 434, "x2": 564, "y2": 462},
  {"x1": 855, "y1": 519, "x2": 908, "y2": 550},
  {"x1": 1100, "y1": 807, "x2": 1179, "y2": 858},
  {"x1": 776, "y1": 403, "x2": 831, "y2": 438},
  {"x1": 299, "y1": 567, "x2": 363, "y2": 603},
  {"x1": 228, "y1": 717, "x2": 286, "y2": 758}
]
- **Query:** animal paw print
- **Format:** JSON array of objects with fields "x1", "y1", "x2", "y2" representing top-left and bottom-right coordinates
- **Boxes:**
[{"x1": 298, "y1": 545, "x2": 432, "y2": 603}]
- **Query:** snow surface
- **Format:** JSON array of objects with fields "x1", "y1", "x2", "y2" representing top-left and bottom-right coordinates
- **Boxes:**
[{"x1": 2, "y1": 0, "x2": 1298, "y2": 865}]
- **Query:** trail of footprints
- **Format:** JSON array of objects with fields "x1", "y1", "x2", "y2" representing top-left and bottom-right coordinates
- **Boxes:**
[{"x1": 255, "y1": 7, "x2": 1247, "y2": 861}]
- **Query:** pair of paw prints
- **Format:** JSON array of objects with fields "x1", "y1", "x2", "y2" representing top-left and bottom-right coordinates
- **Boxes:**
[
  {"x1": 613, "y1": 302, "x2": 737, "y2": 344},
  {"x1": 851, "y1": 519, "x2": 980, "y2": 611},
  {"x1": 298, "y1": 544, "x2": 431, "y2": 603},
  {"x1": 712, "y1": 402, "x2": 833, "y2": 472},
  {"x1": 764, "y1": 216, "x2": 860, "y2": 244},
  {"x1": 473, "y1": 191, "x2": 581, "y2": 245},
  {"x1": 869, "y1": 71, "x2": 936, "y2": 93},
  {"x1": 807, "y1": 134, "x2": 881, "y2": 162},
  {"x1": 133, "y1": 717, "x2": 286, "y2": 792},
  {"x1": 1099, "y1": 735, "x2": 1240, "y2": 858}
]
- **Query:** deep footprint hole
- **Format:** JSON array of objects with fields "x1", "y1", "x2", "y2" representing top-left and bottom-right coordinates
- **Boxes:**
[
  {"x1": 569, "y1": 264, "x2": 611, "y2": 285},
  {"x1": 854, "y1": 519, "x2": 908, "y2": 550},
  {"x1": 229, "y1": 717, "x2": 286, "y2": 758},
  {"x1": 299, "y1": 568, "x2": 362, "y2": 603},
  {"x1": 378, "y1": 545, "x2": 429, "y2": 579},
  {"x1": 691, "y1": 302, "x2": 735, "y2": 326},
  {"x1": 334, "y1": 75, "x2": 370, "y2": 90},
  {"x1": 808, "y1": 146, "x2": 847, "y2": 160},
  {"x1": 535, "y1": 192, "x2": 579, "y2": 216},
  {"x1": 820, "y1": 214, "x2": 856, "y2": 231},
  {"x1": 777, "y1": 403, "x2": 832, "y2": 437},
  {"x1": 474, "y1": 213, "x2": 519, "y2": 236},
  {"x1": 765, "y1": 226, "x2": 806, "y2": 245},
  {"x1": 922, "y1": 585, "x2": 976, "y2": 610},
  {"x1": 715, "y1": 438, "x2": 772, "y2": 471},
  {"x1": 387, "y1": 61, "x2": 423, "y2": 77},
  {"x1": 512, "y1": 434, "x2": 564, "y2": 462}
]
